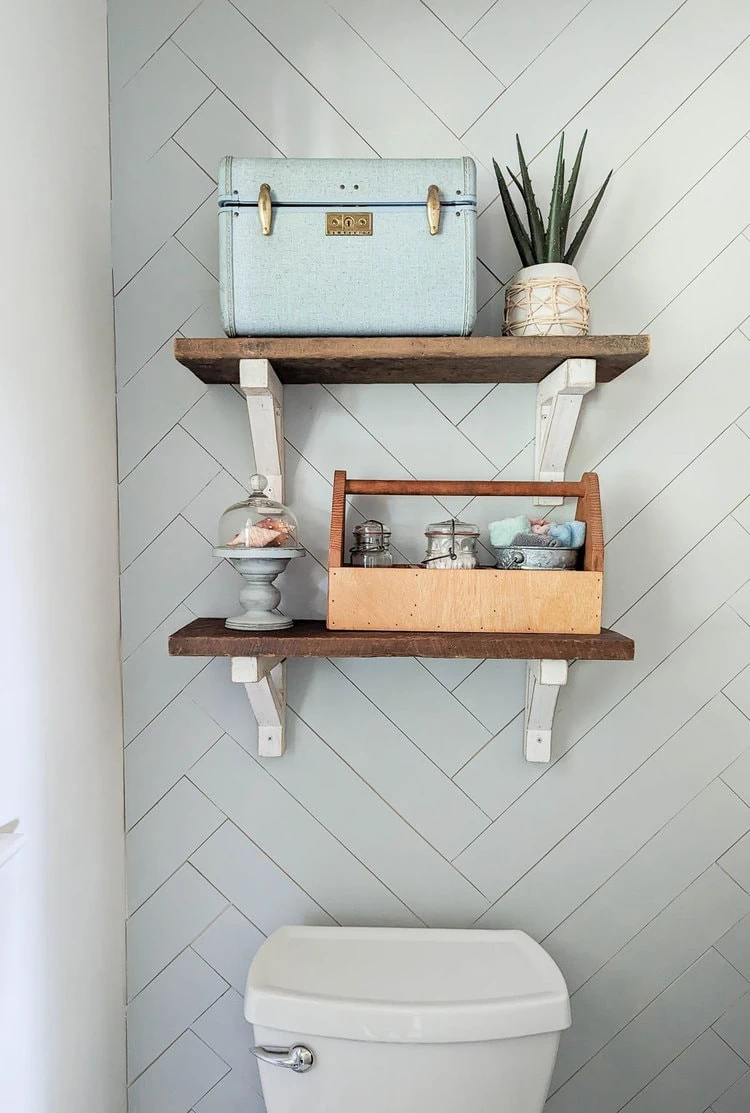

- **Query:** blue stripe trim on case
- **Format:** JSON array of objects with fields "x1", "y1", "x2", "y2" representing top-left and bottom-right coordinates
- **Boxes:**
[{"x1": 218, "y1": 199, "x2": 477, "y2": 210}]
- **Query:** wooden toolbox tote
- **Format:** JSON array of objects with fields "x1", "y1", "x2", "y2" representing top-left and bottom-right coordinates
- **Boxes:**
[{"x1": 327, "y1": 472, "x2": 604, "y2": 634}]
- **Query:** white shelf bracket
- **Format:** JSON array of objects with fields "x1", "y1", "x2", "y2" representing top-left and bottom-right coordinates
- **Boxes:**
[
  {"x1": 231, "y1": 656, "x2": 287, "y2": 756},
  {"x1": 239, "y1": 358, "x2": 285, "y2": 502},
  {"x1": 524, "y1": 659, "x2": 568, "y2": 763},
  {"x1": 534, "y1": 358, "x2": 596, "y2": 506},
  {"x1": 232, "y1": 359, "x2": 289, "y2": 756}
]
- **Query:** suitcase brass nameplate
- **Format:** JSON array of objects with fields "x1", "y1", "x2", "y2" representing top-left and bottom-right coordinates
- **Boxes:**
[{"x1": 326, "y1": 212, "x2": 373, "y2": 236}]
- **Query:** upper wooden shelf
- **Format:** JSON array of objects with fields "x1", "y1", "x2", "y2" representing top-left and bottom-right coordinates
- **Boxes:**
[
  {"x1": 169, "y1": 618, "x2": 635, "y2": 662},
  {"x1": 173, "y1": 335, "x2": 650, "y2": 385}
]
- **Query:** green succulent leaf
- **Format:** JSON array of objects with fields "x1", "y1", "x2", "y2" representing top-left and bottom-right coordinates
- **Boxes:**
[
  {"x1": 560, "y1": 130, "x2": 587, "y2": 250},
  {"x1": 506, "y1": 165, "x2": 524, "y2": 197},
  {"x1": 492, "y1": 158, "x2": 535, "y2": 268},
  {"x1": 563, "y1": 169, "x2": 613, "y2": 265},
  {"x1": 546, "y1": 133, "x2": 566, "y2": 263},
  {"x1": 493, "y1": 132, "x2": 610, "y2": 271},
  {"x1": 515, "y1": 135, "x2": 546, "y2": 263}
]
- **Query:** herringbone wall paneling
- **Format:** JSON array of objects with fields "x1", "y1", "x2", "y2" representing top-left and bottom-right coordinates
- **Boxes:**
[{"x1": 109, "y1": 1, "x2": 750, "y2": 1110}]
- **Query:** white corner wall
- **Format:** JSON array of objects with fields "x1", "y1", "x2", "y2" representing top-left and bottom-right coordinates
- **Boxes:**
[{"x1": 0, "y1": 1, "x2": 126, "y2": 1112}]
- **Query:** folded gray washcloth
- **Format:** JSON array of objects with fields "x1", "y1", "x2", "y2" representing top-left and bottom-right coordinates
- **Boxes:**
[{"x1": 507, "y1": 531, "x2": 561, "y2": 548}]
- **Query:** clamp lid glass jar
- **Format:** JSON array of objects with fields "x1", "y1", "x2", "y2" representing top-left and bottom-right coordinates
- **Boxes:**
[
  {"x1": 350, "y1": 520, "x2": 393, "y2": 567},
  {"x1": 423, "y1": 518, "x2": 480, "y2": 569},
  {"x1": 217, "y1": 474, "x2": 301, "y2": 549}
]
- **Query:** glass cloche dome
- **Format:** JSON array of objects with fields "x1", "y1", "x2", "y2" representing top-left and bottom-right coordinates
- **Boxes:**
[{"x1": 217, "y1": 474, "x2": 301, "y2": 550}]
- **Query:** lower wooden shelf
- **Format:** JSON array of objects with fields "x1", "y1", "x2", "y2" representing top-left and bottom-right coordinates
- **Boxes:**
[
  {"x1": 168, "y1": 618, "x2": 634, "y2": 661},
  {"x1": 168, "y1": 619, "x2": 633, "y2": 764}
]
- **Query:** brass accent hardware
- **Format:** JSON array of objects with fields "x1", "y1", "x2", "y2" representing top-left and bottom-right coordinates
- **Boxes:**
[
  {"x1": 426, "y1": 184, "x2": 440, "y2": 235},
  {"x1": 326, "y1": 212, "x2": 373, "y2": 236},
  {"x1": 258, "y1": 183, "x2": 272, "y2": 235}
]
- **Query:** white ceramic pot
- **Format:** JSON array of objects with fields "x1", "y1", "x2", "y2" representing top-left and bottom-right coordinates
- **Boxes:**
[{"x1": 503, "y1": 262, "x2": 589, "y2": 337}]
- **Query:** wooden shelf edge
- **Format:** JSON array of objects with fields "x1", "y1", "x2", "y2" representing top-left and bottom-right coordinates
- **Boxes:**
[
  {"x1": 168, "y1": 618, "x2": 635, "y2": 661},
  {"x1": 173, "y1": 335, "x2": 650, "y2": 385}
]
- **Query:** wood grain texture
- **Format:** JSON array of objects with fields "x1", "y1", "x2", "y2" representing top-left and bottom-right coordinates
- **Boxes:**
[
  {"x1": 580, "y1": 471, "x2": 605, "y2": 573},
  {"x1": 168, "y1": 617, "x2": 635, "y2": 660},
  {"x1": 173, "y1": 335, "x2": 651, "y2": 384},
  {"x1": 328, "y1": 567, "x2": 603, "y2": 633},
  {"x1": 344, "y1": 478, "x2": 587, "y2": 496},
  {"x1": 329, "y1": 469, "x2": 347, "y2": 570}
]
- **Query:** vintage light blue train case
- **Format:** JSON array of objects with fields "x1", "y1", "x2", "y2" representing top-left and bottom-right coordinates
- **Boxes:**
[{"x1": 218, "y1": 157, "x2": 477, "y2": 337}]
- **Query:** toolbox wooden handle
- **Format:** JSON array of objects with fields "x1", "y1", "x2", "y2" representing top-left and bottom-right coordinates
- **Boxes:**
[
  {"x1": 344, "y1": 479, "x2": 588, "y2": 497},
  {"x1": 329, "y1": 471, "x2": 603, "y2": 572}
]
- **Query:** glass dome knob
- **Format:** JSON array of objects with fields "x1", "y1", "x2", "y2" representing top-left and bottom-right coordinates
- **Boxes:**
[{"x1": 249, "y1": 473, "x2": 268, "y2": 495}]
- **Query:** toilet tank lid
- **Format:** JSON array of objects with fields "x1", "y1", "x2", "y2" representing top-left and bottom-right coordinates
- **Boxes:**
[{"x1": 245, "y1": 927, "x2": 571, "y2": 1043}]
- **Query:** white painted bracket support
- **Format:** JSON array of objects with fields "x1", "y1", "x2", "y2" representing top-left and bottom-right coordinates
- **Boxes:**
[
  {"x1": 233, "y1": 359, "x2": 288, "y2": 756},
  {"x1": 239, "y1": 358, "x2": 284, "y2": 502},
  {"x1": 524, "y1": 659, "x2": 568, "y2": 763},
  {"x1": 231, "y1": 657, "x2": 287, "y2": 757},
  {"x1": 534, "y1": 358, "x2": 596, "y2": 505}
]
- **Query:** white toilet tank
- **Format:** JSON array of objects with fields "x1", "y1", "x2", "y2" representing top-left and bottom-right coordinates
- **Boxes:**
[{"x1": 246, "y1": 926, "x2": 570, "y2": 1113}]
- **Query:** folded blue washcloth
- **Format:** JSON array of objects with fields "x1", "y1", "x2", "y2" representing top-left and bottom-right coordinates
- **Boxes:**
[
  {"x1": 489, "y1": 516, "x2": 531, "y2": 547},
  {"x1": 548, "y1": 521, "x2": 586, "y2": 548}
]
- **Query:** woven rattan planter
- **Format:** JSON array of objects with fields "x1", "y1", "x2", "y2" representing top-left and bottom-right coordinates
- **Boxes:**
[{"x1": 504, "y1": 262, "x2": 590, "y2": 337}]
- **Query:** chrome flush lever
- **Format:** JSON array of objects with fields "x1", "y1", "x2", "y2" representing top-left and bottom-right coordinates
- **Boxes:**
[{"x1": 251, "y1": 1044, "x2": 314, "y2": 1072}]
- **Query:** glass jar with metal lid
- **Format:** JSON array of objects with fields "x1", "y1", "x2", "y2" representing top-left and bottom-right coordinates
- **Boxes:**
[
  {"x1": 422, "y1": 518, "x2": 480, "y2": 569},
  {"x1": 350, "y1": 520, "x2": 393, "y2": 567}
]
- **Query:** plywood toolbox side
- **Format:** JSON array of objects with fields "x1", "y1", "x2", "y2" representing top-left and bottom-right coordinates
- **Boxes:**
[{"x1": 328, "y1": 567, "x2": 602, "y2": 633}]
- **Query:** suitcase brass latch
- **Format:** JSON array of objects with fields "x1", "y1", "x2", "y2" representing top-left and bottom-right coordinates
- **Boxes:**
[
  {"x1": 258, "y1": 183, "x2": 272, "y2": 235},
  {"x1": 426, "y1": 184, "x2": 440, "y2": 235},
  {"x1": 326, "y1": 212, "x2": 373, "y2": 236}
]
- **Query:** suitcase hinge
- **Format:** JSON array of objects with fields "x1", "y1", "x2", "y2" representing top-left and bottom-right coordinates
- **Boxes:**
[
  {"x1": 258, "y1": 183, "x2": 272, "y2": 235},
  {"x1": 426, "y1": 184, "x2": 440, "y2": 235}
]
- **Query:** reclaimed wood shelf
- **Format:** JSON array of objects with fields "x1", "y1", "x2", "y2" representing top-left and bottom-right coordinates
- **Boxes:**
[
  {"x1": 174, "y1": 335, "x2": 649, "y2": 385},
  {"x1": 169, "y1": 618, "x2": 635, "y2": 662},
  {"x1": 170, "y1": 334, "x2": 646, "y2": 763}
]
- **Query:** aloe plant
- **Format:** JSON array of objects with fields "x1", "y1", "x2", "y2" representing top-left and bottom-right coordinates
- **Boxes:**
[{"x1": 493, "y1": 132, "x2": 612, "y2": 268}]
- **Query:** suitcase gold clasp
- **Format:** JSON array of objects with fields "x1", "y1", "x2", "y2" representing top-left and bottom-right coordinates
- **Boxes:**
[
  {"x1": 426, "y1": 184, "x2": 440, "y2": 235},
  {"x1": 258, "y1": 183, "x2": 272, "y2": 235}
]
